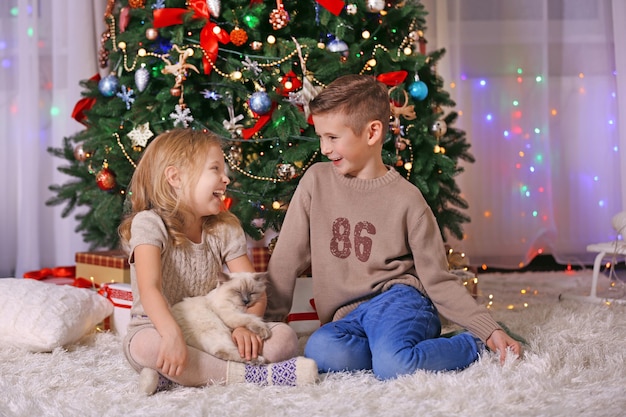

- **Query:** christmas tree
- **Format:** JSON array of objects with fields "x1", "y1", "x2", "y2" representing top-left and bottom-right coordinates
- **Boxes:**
[{"x1": 47, "y1": 0, "x2": 474, "y2": 249}]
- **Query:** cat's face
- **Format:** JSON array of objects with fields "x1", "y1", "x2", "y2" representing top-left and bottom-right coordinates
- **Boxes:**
[{"x1": 215, "y1": 271, "x2": 267, "y2": 307}]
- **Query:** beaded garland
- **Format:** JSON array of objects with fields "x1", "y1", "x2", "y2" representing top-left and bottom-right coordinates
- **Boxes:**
[{"x1": 95, "y1": 0, "x2": 435, "y2": 197}]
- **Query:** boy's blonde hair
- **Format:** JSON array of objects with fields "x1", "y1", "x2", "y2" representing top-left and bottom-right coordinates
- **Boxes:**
[
  {"x1": 118, "y1": 128, "x2": 239, "y2": 247},
  {"x1": 309, "y1": 74, "x2": 390, "y2": 135}
]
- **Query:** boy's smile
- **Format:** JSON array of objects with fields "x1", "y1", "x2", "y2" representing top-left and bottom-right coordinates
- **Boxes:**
[{"x1": 313, "y1": 112, "x2": 387, "y2": 180}]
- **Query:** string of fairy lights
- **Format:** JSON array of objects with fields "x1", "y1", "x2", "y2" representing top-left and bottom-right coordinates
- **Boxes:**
[{"x1": 82, "y1": 0, "x2": 445, "y2": 194}]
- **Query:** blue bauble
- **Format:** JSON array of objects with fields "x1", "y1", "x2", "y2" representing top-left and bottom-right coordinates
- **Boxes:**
[
  {"x1": 248, "y1": 91, "x2": 272, "y2": 115},
  {"x1": 408, "y1": 80, "x2": 428, "y2": 100},
  {"x1": 98, "y1": 74, "x2": 120, "y2": 97}
]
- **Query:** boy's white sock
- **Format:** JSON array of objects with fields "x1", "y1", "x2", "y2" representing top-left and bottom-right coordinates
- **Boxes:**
[{"x1": 226, "y1": 356, "x2": 318, "y2": 386}]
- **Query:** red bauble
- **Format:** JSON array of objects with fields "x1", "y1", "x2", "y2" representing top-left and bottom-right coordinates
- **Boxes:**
[
  {"x1": 230, "y1": 27, "x2": 248, "y2": 47},
  {"x1": 96, "y1": 167, "x2": 116, "y2": 191},
  {"x1": 128, "y1": 0, "x2": 145, "y2": 8}
]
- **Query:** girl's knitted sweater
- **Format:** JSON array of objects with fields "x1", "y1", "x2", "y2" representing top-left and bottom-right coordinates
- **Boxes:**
[{"x1": 126, "y1": 210, "x2": 248, "y2": 325}]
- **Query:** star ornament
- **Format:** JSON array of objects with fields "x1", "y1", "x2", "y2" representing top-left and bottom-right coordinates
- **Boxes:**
[{"x1": 127, "y1": 122, "x2": 154, "y2": 147}]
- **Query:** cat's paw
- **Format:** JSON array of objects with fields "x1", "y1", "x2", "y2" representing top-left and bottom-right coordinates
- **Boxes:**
[
  {"x1": 214, "y1": 348, "x2": 244, "y2": 363},
  {"x1": 248, "y1": 355, "x2": 266, "y2": 365},
  {"x1": 248, "y1": 323, "x2": 271, "y2": 340}
]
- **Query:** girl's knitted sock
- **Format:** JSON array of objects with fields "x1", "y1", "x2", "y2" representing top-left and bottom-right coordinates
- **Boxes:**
[
  {"x1": 226, "y1": 356, "x2": 318, "y2": 386},
  {"x1": 138, "y1": 368, "x2": 175, "y2": 395}
]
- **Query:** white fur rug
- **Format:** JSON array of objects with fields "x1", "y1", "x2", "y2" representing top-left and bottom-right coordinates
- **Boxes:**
[{"x1": 1, "y1": 271, "x2": 625, "y2": 417}]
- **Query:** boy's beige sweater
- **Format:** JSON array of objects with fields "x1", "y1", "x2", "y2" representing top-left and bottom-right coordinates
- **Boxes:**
[{"x1": 266, "y1": 163, "x2": 500, "y2": 343}]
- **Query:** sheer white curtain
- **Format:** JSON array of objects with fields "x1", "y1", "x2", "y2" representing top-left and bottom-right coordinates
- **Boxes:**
[
  {"x1": 0, "y1": 0, "x2": 105, "y2": 277},
  {"x1": 1, "y1": 0, "x2": 625, "y2": 277},
  {"x1": 425, "y1": 0, "x2": 626, "y2": 268}
]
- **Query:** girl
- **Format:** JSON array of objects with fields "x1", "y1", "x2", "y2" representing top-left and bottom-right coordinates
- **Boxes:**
[{"x1": 118, "y1": 128, "x2": 317, "y2": 395}]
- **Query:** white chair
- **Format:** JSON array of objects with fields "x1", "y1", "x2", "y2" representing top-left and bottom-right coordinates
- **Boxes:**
[{"x1": 559, "y1": 211, "x2": 626, "y2": 305}]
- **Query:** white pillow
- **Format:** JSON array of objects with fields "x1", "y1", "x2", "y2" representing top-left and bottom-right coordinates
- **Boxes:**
[{"x1": 0, "y1": 278, "x2": 113, "y2": 352}]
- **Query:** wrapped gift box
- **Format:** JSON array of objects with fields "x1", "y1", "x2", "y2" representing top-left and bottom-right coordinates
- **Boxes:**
[
  {"x1": 249, "y1": 246, "x2": 312, "y2": 275},
  {"x1": 250, "y1": 247, "x2": 271, "y2": 272},
  {"x1": 99, "y1": 283, "x2": 132, "y2": 337},
  {"x1": 287, "y1": 277, "x2": 320, "y2": 336},
  {"x1": 75, "y1": 250, "x2": 130, "y2": 285}
]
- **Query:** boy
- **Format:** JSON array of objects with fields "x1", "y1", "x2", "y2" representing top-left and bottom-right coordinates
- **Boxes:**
[{"x1": 265, "y1": 74, "x2": 521, "y2": 380}]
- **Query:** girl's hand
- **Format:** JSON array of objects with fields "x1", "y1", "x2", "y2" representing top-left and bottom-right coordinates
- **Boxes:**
[
  {"x1": 232, "y1": 327, "x2": 264, "y2": 362},
  {"x1": 157, "y1": 332, "x2": 188, "y2": 377}
]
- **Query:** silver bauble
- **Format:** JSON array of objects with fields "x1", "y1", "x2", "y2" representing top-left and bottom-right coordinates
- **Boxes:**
[
  {"x1": 327, "y1": 39, "x2": 349, "y2": 56},
  {"x1": 134, "y1": 67, "x2": 149, "y2": 92},
  {"x1": 366, "y1": 0, "x2": 385, "y2": 13},
  {"x1": 207, "y1": 0, "x2": 221, "y2": 18},
  {"x1": 346, "y1": 4, "x2": 358, "y2": 14}
]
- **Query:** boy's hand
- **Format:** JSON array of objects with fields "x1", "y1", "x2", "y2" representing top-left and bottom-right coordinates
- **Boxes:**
[
  {"x1": 486, "y1": 329, "x2": 522, "y2": 364},
  {"x1": 232, "y1": 327, "x2": 264, "y2": 362}
]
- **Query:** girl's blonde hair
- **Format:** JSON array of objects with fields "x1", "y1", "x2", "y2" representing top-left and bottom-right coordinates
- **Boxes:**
[{"x1": 118, "y1": 128, "x2": 240, "y2": 247}]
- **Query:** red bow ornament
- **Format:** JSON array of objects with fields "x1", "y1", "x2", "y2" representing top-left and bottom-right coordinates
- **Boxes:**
[{"x1": 153, "y1": 0, "x2": 230, "y2": 75}]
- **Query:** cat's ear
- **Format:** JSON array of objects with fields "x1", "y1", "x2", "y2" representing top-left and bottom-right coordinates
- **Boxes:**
[
  {"x1": 216, "y1": 271, "x2": 231, "y2": 285},
  {"x1": 254, "y1": 272, "x2": 268, "y2": 283}
]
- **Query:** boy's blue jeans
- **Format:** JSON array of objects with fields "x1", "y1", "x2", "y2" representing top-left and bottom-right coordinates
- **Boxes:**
[{"x1": 304, "y1": 284, "x2": 480, "y2": 380}]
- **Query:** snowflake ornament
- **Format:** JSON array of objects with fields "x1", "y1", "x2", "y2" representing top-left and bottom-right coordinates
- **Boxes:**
[
  {"x1": 242, "y1": 56, "x2": 262, "y2": 77},
  {"x1": 152, "y1": 0, "x2": 165, "y2": 9},
  {"x1": 201, "y1": 89, "x2": 222, "y2": 100},
  {"x1": 127, "y1": 122, "x2": 154, "y2": 147},
  {"x1": 170, "y1": 104, "x2": 194, "y2": 127},
  {"x1": 286, "y1": 91, "x2": 303, "y2": 107},
  {"x1": 116, "y1": 85, "x2": 135, "y2": 110}
]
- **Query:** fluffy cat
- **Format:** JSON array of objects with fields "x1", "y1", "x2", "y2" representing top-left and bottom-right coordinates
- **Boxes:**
[{"x1": 171, "y1": 271, "x2": 271, "y2": 364}]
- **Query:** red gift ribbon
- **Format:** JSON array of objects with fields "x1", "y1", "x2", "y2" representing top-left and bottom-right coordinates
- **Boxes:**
[
  {"x1": 24, "y1": 266, "x2": 76, "y2": 279},
  {"x1": 376, "y1": 70, "x2": 408, "y2": 86},
  {"x1": 287, "y1": 298, "x2": 319, "y2": 322},
  {"x1": 153, "y1": 0, "x2": 230, "y2": 75},
  {"x1": 317, "y1": 0, "x2": 345, "y2": 16},
  {"x1": 288, "y1": 312, "x2": 319, "y2": 321},
  {"x1": 98, "y1": 284, "x2": 133, "y2": 308},
  {"x1": 23, "y1": 266, "x2": 100, "y2": 288}
]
